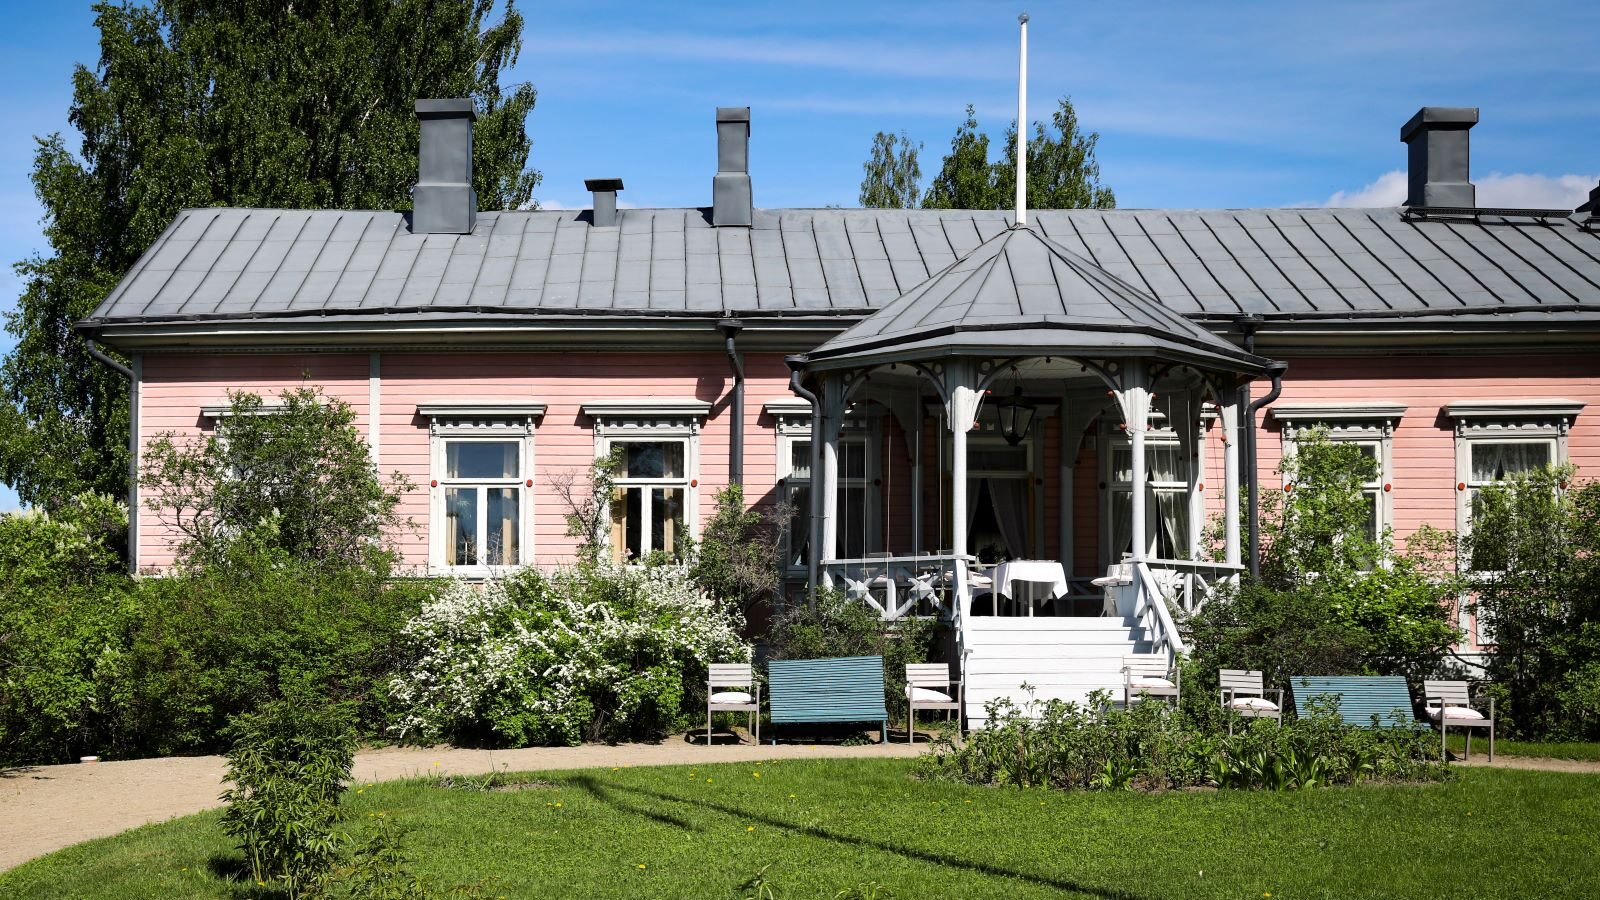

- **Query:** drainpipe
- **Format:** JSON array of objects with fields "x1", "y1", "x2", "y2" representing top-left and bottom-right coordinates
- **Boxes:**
[
  {"x1": 786, "y1": 355, "x2": 821, "y2": 606},
  {"x1": 85, "y1": 338, "x2": 138, "y2": 573},
  {"x1": 1246, "y1": 359, "x2": 1288, "y2": 580},
  {"x1": 719, "y1": 319, "x2": 745, "y2": 486}
]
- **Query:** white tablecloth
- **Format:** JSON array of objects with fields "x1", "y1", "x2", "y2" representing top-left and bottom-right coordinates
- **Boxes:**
[{"x1": 987, "y1": 560, "x2": 1070, "y2": 601}]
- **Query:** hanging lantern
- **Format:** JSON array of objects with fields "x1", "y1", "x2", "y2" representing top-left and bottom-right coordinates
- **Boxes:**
[{"x1": 995, "y1": 379, "x2": 1037, "y2": 446}]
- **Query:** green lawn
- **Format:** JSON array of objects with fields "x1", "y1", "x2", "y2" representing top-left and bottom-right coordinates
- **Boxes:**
[
  {"x1": 1445, "y1": 734, "x2": 1600, "y2": 761},
  {"x1": 3, "y1": 760, "x2": 1598, "y2": 899}
]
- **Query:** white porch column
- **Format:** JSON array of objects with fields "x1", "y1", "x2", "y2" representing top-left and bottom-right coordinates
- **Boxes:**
[
  {"x1": 1220, "y1": 392, "x2": 1242, "y2": 569},
  {"x1": 819, "y1": 375, "x2": 845, "y2": 581},
  {"x1": 1113, "y1": 363, "x2": 1153, "y2": 563},
  {"x1": 943, "y1": 362, "x2": 982, "y2": 560}
]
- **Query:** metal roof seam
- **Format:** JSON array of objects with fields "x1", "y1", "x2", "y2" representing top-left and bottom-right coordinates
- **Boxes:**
[
  {"x1": 1233, "y1": 212, "x2": 1316, "y2": 311},
  {"x1": 204, "y1": 211, "x2": 270, "y2": 315},
  {"x1": 1196, "y1": 216, "x2": 1282, "y2": 313},
  {"x1": 1399, "y1": 217, "x2": 1508, "y2": 307},
  {"x1": 1130, "y1": 214, "x2": 1204, "y2": 310},
  {"x1": 1165, "y1": 214, "x2": 1245, "y2": 316},
  {"x1": 143, "y1": 209, "x2": 220, "y2": 316},
  {"x1": 173, "y1": 211, "x2": 247, "y2": 316},
  {"x1": 355, "y1": 214, "x2": 402, "y2": 309},
  {"x1": 1100, "y1": 213, "x2": 1164, "y2": 300},
  {"x1": 1518, "y1": 222, "x2": 1600, "y2": 294},
  {"x1": 247, "y1": 213, "x2": 311, "y2": 313},
  {"x1": 1474, "y1": 219, "x2": 1584, "y2": 303},
  {"x1": 1328, "y1": 216, "x2": 1419, "y2": 310},
  {"x1": 1265, "y1": 213, "x2": 1341, "y2": 301},
  {"x1": 1294, "y1": 212, "x2": 1368, "y2": 312},
  {"x1": 1434, "y1": 216, "x2": 1543, "y2": 305}
]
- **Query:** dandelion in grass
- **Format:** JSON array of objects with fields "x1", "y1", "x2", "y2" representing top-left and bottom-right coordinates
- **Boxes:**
[
  {"x1": 747, "y1": 826, "x2": 755, "y2": 832},
  {"x1": 637, "y1": 864, "x2": 647, "y2": 870}
]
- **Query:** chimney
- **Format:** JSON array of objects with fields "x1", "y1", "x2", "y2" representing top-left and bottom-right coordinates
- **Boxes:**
[
  {"x1": 1400, "y1": 107, "x2": 1479, "y2": 208},
  {"x1": 585, "y1": 178, "x2": 624, "y2": 227},
  {"x1": 712, "y1": 107, "x2": 752, "y2": 226},
  {"x1": 413, "y1": 99, "x2": 477, "y2": 234}
]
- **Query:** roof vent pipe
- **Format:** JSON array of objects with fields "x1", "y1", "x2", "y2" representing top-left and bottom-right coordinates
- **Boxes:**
[
  {"x1": 1400, "y1": 107, "x2": 1478, "y2": 208},
  {"x1": 586, "y1": 178, "x2": 624, "y2": 227},
  {"x1": 712, "y1": 107, "x2": 752, "y2": 226},
  {"x1": 413, "y1": 99, "x2": 478, "y2": 234}
]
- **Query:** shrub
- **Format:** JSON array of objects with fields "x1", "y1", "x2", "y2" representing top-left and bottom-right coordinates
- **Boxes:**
[
  {"x1": 141, "y1": 386, "x2": 411, "y2": 568},
  {"x1": 689, "y1": 484, "x2": 786, "y2": 614},
  {"x1": 765, "y1": 589, "x2": 941, "y2": 725},
  {"x1": 120, "y1": 544, "x2": 430, "y2": 754},
  {"x1": 1189, "y1": 428, "x2": 1459, "y2": 693},
  {"x1": 1466, "y1": 468, "x2": 1600, "y2": 739},
  {"x1": 220, "y1": 698, "x2": 356, "y2": 898},
  {"x1": 0, "y1": 495, "x2": 139, "y2": 765},
  {"x1": 916, "y1": 691, "x2": 1448, "y2": 792},
  {"x1": 388, "y1": 561, "x2": 750, "y2": 746}
]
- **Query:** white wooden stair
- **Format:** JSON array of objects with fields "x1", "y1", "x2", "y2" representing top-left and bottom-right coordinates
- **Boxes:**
[{"x1": 960, "y1": 616, "x2": 1149, "y2": 728}]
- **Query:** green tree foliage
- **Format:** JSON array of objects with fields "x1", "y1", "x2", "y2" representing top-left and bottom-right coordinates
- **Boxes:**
[
  {"x1": 1189, "y1": 429, "x2": 1460, "y2": 690},
  {"x1": 858, "y1": 130, "x2": 922, "y2": 208},
  {"x1": 920, "y1": 98, "x2": 1115, "y2": 211},
  {"x1": 0, "y1": 495, "x2": 137, "y2": 765},
  {"x1": 141, "y1": 387, "x2": 412, "y2": 568},
  {"x1": 1465, "y1": 467, "x2": 1600, "y2": 739},
  {"x1": 2, "y1": 0, "x2": 541, "y2": 507},
  {"x1": 689, "y1": 484, "x2": 785, "y2": 614}
]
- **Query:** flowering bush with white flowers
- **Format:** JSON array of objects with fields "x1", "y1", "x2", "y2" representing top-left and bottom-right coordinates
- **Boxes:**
[{"x1": 388, "y1": 561, "x2": 749, "y2": 746}]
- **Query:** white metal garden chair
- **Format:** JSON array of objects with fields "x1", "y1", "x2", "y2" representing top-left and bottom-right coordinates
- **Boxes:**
[
  {"x1": 707, "y1": 663, "x2": 760, "y2": 745},
  {"x1": 1424, "y1": 680, "x2": 1495, "y2": 762},
  {"x1": 1219, "y1": 669, "x2": 1282, "y2": 733},
  {"x1": 905, "y1": 663, "x2": 961, "y2": 744}
]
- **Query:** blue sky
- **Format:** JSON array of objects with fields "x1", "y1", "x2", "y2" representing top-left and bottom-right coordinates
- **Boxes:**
[{"x1": 1, "y1": 0, "x2": 1597, "y2": 510}]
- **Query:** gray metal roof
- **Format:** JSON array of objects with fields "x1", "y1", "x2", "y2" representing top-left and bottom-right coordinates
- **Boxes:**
[
  {"x1": 806, "y1": 224, "x2": 1270, "y2": 373},
  {"x1": 80, "y1": 205, "x2": 1600, "y2": 331}
]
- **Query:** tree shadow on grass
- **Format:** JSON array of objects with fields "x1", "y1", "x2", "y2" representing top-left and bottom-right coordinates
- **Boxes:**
[
  {"x1": 583, "y1": 779, "x2": 1153, "y2": 900},
  {"x1": 569, "y1": 775, "x2": 701, "y2": 832}
]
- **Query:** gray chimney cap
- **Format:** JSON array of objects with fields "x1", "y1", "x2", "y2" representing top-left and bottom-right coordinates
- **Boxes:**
[
  {"x1": 584, "y1": 178, "x2": 625, "y2": 192},
  {"x1": 1400, "y1": 107, "x2": 1477, "y2": 142},
  {"x1": 716, "y1": 107, "x2": 751, "y2": 122},
  {"x1": 415, "y1": 98, "x2": 477, "y2": 120}
]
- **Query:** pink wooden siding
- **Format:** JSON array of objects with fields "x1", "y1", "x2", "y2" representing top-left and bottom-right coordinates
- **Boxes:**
[
  {"x1": 133, "y1": 350, "x2": 1600, "y2": 581},
  {"x1": 136, "y1": 354, "x2": 370, "y2": 571}
]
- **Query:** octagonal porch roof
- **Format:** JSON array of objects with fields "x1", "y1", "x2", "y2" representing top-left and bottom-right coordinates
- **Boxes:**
[{"x1": 802, "y1": 223, "x2": 1274, "y2": 375}]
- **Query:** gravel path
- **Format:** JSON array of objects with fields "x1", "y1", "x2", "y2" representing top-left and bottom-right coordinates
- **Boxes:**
[{"x1": 0, "y1": 739, "x2": 922, "y2": 873}]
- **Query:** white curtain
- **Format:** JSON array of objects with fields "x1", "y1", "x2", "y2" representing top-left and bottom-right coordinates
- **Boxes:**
[
  {"x1": 1471, "y1": 442, "x2": 1550, "y2": 481},
  {"x1": 987, "y1": 478, "x2": 1030, "y2": 560}
]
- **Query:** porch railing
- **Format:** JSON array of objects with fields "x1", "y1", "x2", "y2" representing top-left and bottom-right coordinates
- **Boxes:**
[
  {"x1": 1142, "y1": 557, "x2": 1245, "y2": 616},
  {"x1": 1134, "y1": 561, "x2": 1186, "y2": 662},
  {"x1": 820, "y1": 554, "x2": 976, "y2": 622}
]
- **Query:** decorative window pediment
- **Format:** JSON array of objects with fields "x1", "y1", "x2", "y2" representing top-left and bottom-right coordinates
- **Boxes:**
[
  {"x1": 581, "y1": 399, "x2": 711, "y2": 437},
  {"x1": 1270, "y1": 402, "x2": 1407, "y2": 441},
  {"x1": 1444, "y1": 400, "x2": 1583, "y2": 438},
  {"x1": 418, "y1": 401, "x2": 546, "y2": 437},
  {"x1": 763, "y1": 398, "x2": 814, "y2": 436}
]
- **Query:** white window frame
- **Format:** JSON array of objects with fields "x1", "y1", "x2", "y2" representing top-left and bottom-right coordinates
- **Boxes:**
[
  {"x1": 583, "y1": 399, "x2": 710, "y2": 563},
  {"x1": 418, "y1": 402, "x2": 545, "y2": 577},
  {"x1": 1270, "y1": 403, "x2": 1406, "y2": 550},
  {"x1": 1446, "y1": 400, "x2": 1582, "y2": 643},
  {"x1": 768, "y1": 399, "x2": 880, "y2": 571}
]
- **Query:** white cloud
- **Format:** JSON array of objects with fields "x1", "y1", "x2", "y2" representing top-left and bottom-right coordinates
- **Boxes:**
[{"x1": 1324, "y1": 169, "x2": 1598, "y2": 209}]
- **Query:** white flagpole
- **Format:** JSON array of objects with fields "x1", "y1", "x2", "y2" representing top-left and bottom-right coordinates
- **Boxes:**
[{"x1": 1017, "y1": 12, "x2": 1029, "y2": 226}]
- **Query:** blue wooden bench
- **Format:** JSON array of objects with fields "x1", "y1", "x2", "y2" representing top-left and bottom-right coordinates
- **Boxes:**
[
  {"x1": 1289, "y1": 675, "x2": 1417, "y2": 728},
  {"x1": 767, "y1": 655, "x2": 888, "y2": 744}
]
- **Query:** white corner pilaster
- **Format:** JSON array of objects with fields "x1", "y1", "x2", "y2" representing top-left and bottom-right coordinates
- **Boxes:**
[
  {"x1": 943, "y1": 362, "x2": 982, "y2": 560},
  {"x1": 1219, "y1": 392, "x2": 1242, "y2": 569},
  {"x1": 1113, "y1": 363, "x2": 1152, "y2": 562}
]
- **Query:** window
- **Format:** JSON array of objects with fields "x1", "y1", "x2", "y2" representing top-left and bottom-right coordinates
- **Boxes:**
[
  {"x1": 1105, "y1": 432, "x2": 1190, "y2": 562},
  {"x1": 1447, "y1": 399, "x2": 1582, "y2": 642},
  {"x1": 583, "y1": 399, "x2": 710, "y2": 565},
  {"x1": 1270, "y1": 403, "x2": 1406, "y2": 551},
  {"x1": 610, "y1": 439, "x2": 689, "y2": 560},
  {"x1": 418, "y1": 403, "x2": 545, "y2": 575},
  {"x1": 773, "y1": 406, "x2": 876, "y2": 570}
]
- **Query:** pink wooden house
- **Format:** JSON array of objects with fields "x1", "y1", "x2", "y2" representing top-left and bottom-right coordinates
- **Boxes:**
[{"x1": 80, "y1": 101, "x2": 1600, "y2": 720}]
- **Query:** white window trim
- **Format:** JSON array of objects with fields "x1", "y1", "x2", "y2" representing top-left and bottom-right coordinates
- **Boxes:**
[
  {"x1": 420, "y1": 402, "x2": 545, "y2": 577},
  {"x1": 1271, "y1": 403, "x2": 1406, "y2": 547},
  {"x1": 583, "y1": 399, "x2": 710, "y2": 561},
  {"x1": 1446, "y1": 400, "x2": 1582, "y2": 644}
]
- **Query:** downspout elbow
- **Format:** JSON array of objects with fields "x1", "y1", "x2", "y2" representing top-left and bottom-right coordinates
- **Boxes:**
[
  {"x1": 86, "y1": 338, "x2": 134, "y2": 381},
  {"x1": 1245, "y1": 360, "x2": 1288, "y2": 579}
]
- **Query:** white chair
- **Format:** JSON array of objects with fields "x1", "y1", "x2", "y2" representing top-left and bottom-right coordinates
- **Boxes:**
[
  {"x1": 1122, "y1": 654, "x2": 1180, "y2": 709},
  {"x1": 905, "y1": 663, "x2": 961, "y2": 744},
  {"x1": 707, "y1": 663, "x2": 760, "y2": 745},
  {"x1": 1219, "y1": 669, "x2": 1282, "y2": 733},
  {"x1": 1424, "y1": 680, "x2": 1495, "y2": 762}
]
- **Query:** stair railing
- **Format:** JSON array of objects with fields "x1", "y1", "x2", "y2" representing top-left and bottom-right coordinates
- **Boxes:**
[{"x1": 1134, "y1": 561, "x2": 1186, "y2": 664}]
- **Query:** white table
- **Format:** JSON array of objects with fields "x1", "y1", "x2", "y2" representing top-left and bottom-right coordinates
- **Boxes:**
[{"x1": 984, "y1": 560, "x2": 1070, "y2": 616}]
